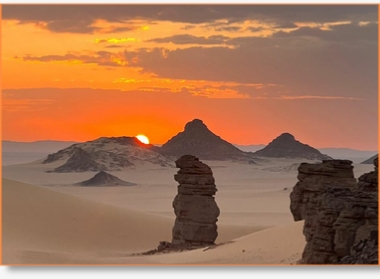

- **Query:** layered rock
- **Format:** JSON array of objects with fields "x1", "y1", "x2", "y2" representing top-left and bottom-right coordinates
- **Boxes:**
[
  {"x1": 255, "y1": 133, "x2": 332, "y2": 160},
  {"x1": 172, "y1": 155, "x2": 220, "y2": 245},
  {"x1": 75, "y1": 171, "x2": 136, "y2": 187},
  {"x1": 290, "y1": 159, "x2": 378, "y2": 264},
  {"x1": 160, "y1": 119, "x2": 253, "y2": 161},
  {"x1": 290, "y1": 160, "x2": 356, "y2": 222}
]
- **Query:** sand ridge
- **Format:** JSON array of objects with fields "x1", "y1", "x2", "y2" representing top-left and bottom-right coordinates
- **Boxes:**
[{"x1": 2, "y1": 178, "x2": 264, "y2": 265}]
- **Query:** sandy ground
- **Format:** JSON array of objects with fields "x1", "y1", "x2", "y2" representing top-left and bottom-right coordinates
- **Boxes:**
[{"x1": 1, "y1": 157, "x2": 374, "y2": 265}]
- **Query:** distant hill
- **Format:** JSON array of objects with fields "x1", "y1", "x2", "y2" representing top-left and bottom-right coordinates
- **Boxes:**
[
  {"x1": 235, "y1": 145, "x2": 377, "y2": 162},
  {"x1": 75, "y1": 171, "x2": 136, "y2": 186},
  {"x1": 254, "y1": 133, "x2": 331, "y2": 160},
  {"x1": 5, "y1": 134, "x2": 374, "y2": 167},
  {"x1": 43, "y1": 136, "x2": 173, "y2": 172},
  {"x1": 319, "y1": 148, "x2": 377, "y2": 163},
  {"x1": 2, "y1": 140, "x2": 78, "y2": 166},
  {"x1": 318, "y1": 148, "x2": 377, "y2": 158},
  {"x1": 2, "y1": 140, "x2": 77, "y2": 153},
  {"x1": 233, "y1": 144, "x2": 266, "y2": 153},
  {"x1": 159, "y1": 119, "x2": 254, "y2": 161},
  {"x1": 361, "y1": 154, "x2": 378, "y2": 164}
]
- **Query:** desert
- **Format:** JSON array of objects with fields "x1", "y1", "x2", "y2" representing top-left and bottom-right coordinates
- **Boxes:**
[
  {"x1": 2, "y1": 4, "x2": 378, "y2": 267},
  {"x1": 2, "y1": 119, "x2": 377, "y2": 265}
]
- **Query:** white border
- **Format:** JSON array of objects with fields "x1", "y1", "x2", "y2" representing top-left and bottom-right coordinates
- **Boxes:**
[
  {"x1": 1, "y1": 0, "x2": 379, "y2": 277},
  {"x1": 0, "y1": 1, "x2": 379, "y2": 4}
]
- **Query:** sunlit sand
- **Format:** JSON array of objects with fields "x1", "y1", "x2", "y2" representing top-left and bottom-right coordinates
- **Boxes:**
[{"x1": 2, "y1": 157, "x2": 373, "y2": 265}]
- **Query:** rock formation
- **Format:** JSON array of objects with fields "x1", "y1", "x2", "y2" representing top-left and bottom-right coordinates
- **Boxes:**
[
  {"x1": 75, "y1": 171, "x2": 136, "y2": 187},
  {"x1": 290, "y1": 159, "x2": 378, "y2": 264},
  {"x1": 53, "y1": 148, "x2": 107, "y2": 172},
  {"x1": 172, "y1": 155, "x2": 220, "y2": 245},
  {"x1": 255, "y1": 133, "x2": 332, "y2": 160},
  {"x1": 160, "y1": 119, "x2": 253, "y2": 161},
  {"x1": 43, "y1": 136, "x2": 172, "y2": 172},
  {"x1": 357, "y1": 157, "x2": 378, "y2": 192}
]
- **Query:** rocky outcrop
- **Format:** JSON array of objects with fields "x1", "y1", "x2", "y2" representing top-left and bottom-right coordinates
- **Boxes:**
[
  {"x1": 160, "y1": 119, "x2": 254, "y2": 162},
  {"x1": 290, "y1": 159, "x2": 378, "y2": 264},
  {"x1": 43, "y1": 136, "x2": 172, "y2": 172},
  {"x1": 172, "y1": 155, "x2": 220, "y2": 245},
  {"x1": 255, "y1": 133, "x2": 332, "y2": 160},
  {"x1": 75, "y1": 171, "x2": 136, "y2": 186},
  {"x1": 357, "y1": 157, "x2": 378, "y2": 192},
  {"x1": 53, "y1": 148, "x2": 106, "y2": 172},
  {"x1": 290, "y1": 160, "x2": 356, "y2": 222}
]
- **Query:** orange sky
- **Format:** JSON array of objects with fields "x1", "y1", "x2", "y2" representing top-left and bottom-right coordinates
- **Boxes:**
[{"x1": 1, "y1": 5, "x2": 378, "y2": 149}]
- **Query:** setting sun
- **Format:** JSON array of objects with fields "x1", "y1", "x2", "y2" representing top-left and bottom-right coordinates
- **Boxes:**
[{"x1": 136, "y1": 134, "x2": 150, "y2": 144}]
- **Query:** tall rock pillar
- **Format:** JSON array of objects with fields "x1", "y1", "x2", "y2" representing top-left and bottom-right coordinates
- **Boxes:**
[{"x1": 172, "y1": 155, "x2": 220, "y2": 245}]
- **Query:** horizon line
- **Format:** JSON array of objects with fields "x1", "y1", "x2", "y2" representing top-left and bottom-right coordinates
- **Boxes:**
[{"x1": 1, "y1": 139, "x2": 378, "y2": 152}]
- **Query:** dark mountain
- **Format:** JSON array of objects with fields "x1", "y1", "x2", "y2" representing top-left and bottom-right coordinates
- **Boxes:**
[
  {"x1": 361, "y1": 154, "x2": 378, "y2": 164},
  {"x1": 159, "y1": 119, "x2": 253, "y2": 161},
  {"x1": 75, "y1": 171, "x2": 136, "y2": 187},
  {"x1": 254, "y1": 133, "x2": 332, "y2": 160}
]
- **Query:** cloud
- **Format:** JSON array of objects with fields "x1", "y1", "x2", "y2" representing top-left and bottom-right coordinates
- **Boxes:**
[
  {"x1": 43, "y1": 19, "x2": 100, "y2": 34},
  {"x1": 18, "y1": 21, "x2": 376, "y2": 101},
  {"x1": 3, "y1": 5, "x2": 377, "y2": 34},
  {"x1": 18, "y1": 51, "x2": 128, "y2": 67},
  {"x1": 147, "y1": 34, "x2": 230, "y2": 45},
  {"x1": 247, "y1": 27, "x2": 265, "y2": 32},
  {"x1": 273, "y1": 22, "x2": 378, "y2": 43},
  {"x1": 104, "y1": 45, "x2": 125, "y2": 49},
  {"x1": 2, "y1": 98, "x2": 55, "y2": 112},
  {"x1": 111, "y1": 77, "x2": 278, "y2": 99},
  {"x1": 109, "y1": 26, "x2": 136, "y2": 33},
  {"x1": 120, "y1": 39, "x2": 377, "y2": 101},
  {"x1": 279, "y1": 95, "x2": 362, "y2": 100},
  {"x1": 18, "y1": 19, "x2": 139, "y2": 34},
  {"x1": 215, "y1": 26, "x2": 242, "y2": 32},
  {"x1": 145, "y1": 22, "x2": 377, "y2": 48},
  {"x1": 275, "y1": 21, "x2": 298, "y2": 29},
  {"x1": 95, "y1": 38, "x2": 138, "y2": 44}
]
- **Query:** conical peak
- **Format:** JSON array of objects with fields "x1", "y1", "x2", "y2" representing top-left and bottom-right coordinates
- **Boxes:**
[
  {"x1": 276, "y1": 133, "x2": 296, "y2": 141},
  {"x1": 95, "y1": 171, "x2": 109, "y2": 177},
  {"x1": 184, "y1": 119, "x2": 208, "y2": 131}
]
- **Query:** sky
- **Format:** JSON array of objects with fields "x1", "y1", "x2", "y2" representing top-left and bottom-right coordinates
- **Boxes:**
[{"x1": 1, "y1": 4, "x2": 378, "y2": 149}]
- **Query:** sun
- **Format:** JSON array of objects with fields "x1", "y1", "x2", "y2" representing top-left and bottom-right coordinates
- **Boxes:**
[{"x1": 136, "y1": 134, "x2": 150, "y2": 144}]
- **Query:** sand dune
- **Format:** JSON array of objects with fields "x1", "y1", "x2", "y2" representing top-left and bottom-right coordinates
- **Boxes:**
[
  {"x1": 58, "y1": 221, "x2": 305, "y2": 265},
  {"x1": 140, "y1": 221, "x2": 305, "y2": 265},
  {"x1": 3, "y1": 159, "x2": 371, "y2": 265},
  {"x1": 2, "y1": 179, "x2": 263, "y2": 265}
]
